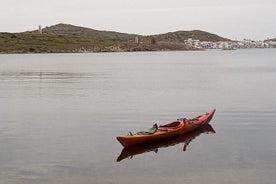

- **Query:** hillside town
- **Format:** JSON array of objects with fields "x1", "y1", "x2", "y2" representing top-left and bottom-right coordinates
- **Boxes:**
[{"x1": 184, "y1": 38, "x2": 276, "y2": 50}]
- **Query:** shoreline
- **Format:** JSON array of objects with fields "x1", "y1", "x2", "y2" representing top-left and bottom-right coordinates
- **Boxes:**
[{"x1": 1, "y1": 47, "x2": 275, "y2": 55}]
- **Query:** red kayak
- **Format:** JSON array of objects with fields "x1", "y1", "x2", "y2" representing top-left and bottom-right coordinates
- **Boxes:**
[
  {"x1": 117, "y1": 109, "x2": 216, "y2": 147},
  {"x1": 117, "y1": 124, "x2": 216, "y2": 162}
]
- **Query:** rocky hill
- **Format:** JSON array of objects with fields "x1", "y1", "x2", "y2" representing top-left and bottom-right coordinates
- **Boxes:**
[
  {"x1": 34, "y1": 23, "x2": 229, "y2": 43},
  {"x1": 153, "y1": 30, "x2": 230, "y2": 43},
  {"x1": 35, "y1": 23, "x2": 138, "y2": 41},
  {"x1": 0, "y1": 23, "x2": 231, "y2": 53}
]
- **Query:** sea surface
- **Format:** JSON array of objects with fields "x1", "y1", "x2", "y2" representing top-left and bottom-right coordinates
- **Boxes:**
[{"x1": 0, "y1": 49, "x2": 275, "y2": 184}]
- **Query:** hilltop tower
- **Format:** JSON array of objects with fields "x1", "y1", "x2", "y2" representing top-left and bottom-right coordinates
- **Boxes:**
[
  {"x1": 134, "y1": 36, "x2": 139, "y2": 44},
  {"x1": 38, "y1": 25, "x2": 42, "y2": 34}
]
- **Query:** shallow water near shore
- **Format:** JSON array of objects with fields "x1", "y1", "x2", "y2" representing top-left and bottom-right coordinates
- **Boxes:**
[{"x1": 0, "y1": 49, "x2": 276, "y2": 184}]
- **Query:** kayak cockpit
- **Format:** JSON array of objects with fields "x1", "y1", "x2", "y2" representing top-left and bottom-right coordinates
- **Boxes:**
[{"x1": 159, "y1": 120, "x2": 185, "y2": 130}]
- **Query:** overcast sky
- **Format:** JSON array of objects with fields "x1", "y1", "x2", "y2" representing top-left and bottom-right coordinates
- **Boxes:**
[{"x1": 0, "y1": 0, "x2": 275, "y2": 40}]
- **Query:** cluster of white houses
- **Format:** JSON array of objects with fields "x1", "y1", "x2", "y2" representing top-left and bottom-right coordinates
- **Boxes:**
[{"x1": 184, "y1": 38, "x2": 276, "y2": 50}]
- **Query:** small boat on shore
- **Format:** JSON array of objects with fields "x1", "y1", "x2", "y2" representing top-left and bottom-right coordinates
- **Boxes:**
[
  {"x1": 116, "y1": 109, "x2": 216, "y2": 147},
  {"x1": 117, "y1": 124, "x2": 215, "y2": 162}
]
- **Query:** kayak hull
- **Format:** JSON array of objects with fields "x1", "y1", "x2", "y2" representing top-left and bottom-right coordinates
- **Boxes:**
[{"x1": 117, "y1": 109, "x2": 216, "y2": 147}]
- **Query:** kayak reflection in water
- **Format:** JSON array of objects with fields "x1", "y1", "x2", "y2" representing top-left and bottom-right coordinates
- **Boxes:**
[{"x1": 117, "y1": 124, "x2": 216, "y2": 162}]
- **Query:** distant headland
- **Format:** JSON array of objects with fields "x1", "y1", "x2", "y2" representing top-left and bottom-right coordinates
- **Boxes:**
[{"x1": 0, "y1": 23, "x2": 275, "y2": 54}]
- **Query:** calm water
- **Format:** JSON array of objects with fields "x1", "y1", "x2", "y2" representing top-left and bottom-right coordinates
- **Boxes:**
[{"x1": 0, "y1": 50, "x2": 276, "y2": 184}]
